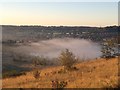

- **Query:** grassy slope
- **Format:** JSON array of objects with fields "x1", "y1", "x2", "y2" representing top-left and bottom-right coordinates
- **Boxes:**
[{"x1": 2, "y1": 58, "x2": 118, "y2": 88}]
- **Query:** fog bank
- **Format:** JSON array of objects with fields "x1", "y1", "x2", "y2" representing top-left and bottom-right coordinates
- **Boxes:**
[{"x1": 14, "y1": 38, "x2": 102, "y2": 60}]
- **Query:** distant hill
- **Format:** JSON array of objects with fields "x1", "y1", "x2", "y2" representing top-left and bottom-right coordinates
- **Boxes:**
[{"x1": 2, "y1": 25, "x2": 119, "y2": 42}]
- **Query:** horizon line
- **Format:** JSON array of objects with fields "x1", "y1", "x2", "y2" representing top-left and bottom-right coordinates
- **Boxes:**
[{"x1": 0, "y1": 24, "x2": 118, "y2": 28}]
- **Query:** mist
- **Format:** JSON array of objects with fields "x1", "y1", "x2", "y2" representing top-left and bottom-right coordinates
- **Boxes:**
[{"x1": 13, "y1": 38, "x2": 102, "y2": 60}]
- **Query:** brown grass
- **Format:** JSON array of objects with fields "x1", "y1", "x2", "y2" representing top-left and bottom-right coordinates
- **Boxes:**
[{"x1": 2, "y1": 58, "x2": 118, "y2": 88}]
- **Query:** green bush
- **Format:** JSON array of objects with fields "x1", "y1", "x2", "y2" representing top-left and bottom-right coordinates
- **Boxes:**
[
  {"x1": 59, "y1": 49, "x2": 77, "y2": 71},
  {"x1": 32, "y1": 56, "x2": 48, "y2": 67}
]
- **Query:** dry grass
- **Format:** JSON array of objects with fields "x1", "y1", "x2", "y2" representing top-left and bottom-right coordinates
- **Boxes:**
[{"x1": 2, "y1": 58, "x2": 118, "y2": 88}]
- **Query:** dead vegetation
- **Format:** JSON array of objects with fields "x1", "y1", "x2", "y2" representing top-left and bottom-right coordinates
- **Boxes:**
[{"x1": 2, "y1": 57, "x2": 118, "y2": 88}]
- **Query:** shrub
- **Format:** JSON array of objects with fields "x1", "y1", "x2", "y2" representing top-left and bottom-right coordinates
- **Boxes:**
[
  {"x1": 12, "y1": 53, "x2": 29, "y2": 62},
  {"x1": 51, "y1": 80, "x2": 67, "y2": 88},
  {"x1": 32, "y1": 56, "x2": 48, "y2": 67},
  {"x1": 101, "y1": 78, "x2": 118, "y2": 88},
  {"x1": 33, "y1": 70, "x2": 40, "y2": 79},
  {"x1": 101, "y1": 39, "x2": 117, "y2": 60},
  {"x1": 58, "y1": 49, "x2": 77, "y2": 71},
  {"x1": 57, "y1": 69, "x2": 67, "y2": 74}
]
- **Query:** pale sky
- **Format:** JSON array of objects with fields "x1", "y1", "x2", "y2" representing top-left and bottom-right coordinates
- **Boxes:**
[{"x1": 0, "y1": 2, "x2": 118, "y2": 26}]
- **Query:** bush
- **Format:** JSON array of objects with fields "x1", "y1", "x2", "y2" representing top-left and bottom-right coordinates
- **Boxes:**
[
  {"x1": 32, "y1": 56, "x2": 48, "y2": 67},
  {"x1": 59, "y1": 49, "x2": 77, "y2": 71},
  {"x1": 101, "y1": 39, "x2": 117, "y2": 60},
  {"x1": 12, "y1": 53, "x2": 29, "y2": 62},
  {"x1": 51, "y1": 80, "x2": 67, "y2": 88},
  {"x1": 33, "y1": 70, "x2": 40, "y2": 79}
]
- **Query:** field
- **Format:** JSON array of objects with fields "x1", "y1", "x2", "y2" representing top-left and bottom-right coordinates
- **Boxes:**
[
  {"x1": 1, "y1": 2, "x2": 119, "y2": 89},
  {"x1": 2, "y1": 58, "x2": 118, "y2": 88},
  {"x1": 2, "y1": 25, "x2": 119, "y2": 88}
]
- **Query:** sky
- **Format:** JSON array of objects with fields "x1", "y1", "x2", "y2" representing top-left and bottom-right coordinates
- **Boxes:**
[{"x1": 0, "y1": 1, "x2": 118, "y2": 26}]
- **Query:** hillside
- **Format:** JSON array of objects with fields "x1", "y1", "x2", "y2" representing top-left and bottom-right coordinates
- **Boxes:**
[
  {"x1": 2, "y1": 58, "x2": 118, "y2": 88},
  {"x1": 2, "y1": 25, "x2": 118, "y2": 42}
]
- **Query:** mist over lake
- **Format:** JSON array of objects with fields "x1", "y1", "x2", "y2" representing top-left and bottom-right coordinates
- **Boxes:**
[{"x1": 13, "y1": 38, "x2": 102, "y2": 60}]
